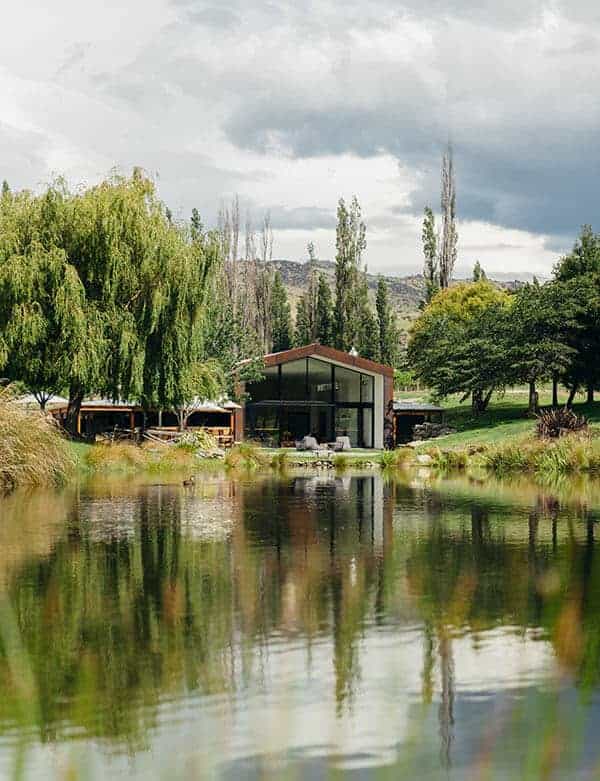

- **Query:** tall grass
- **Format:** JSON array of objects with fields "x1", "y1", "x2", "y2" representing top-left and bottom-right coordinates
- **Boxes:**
[
  {"x1": 0, "y1": 391, "x2": 75, "y2": 489},
  {"x1": 224, "y1": 443, "x2": 270, "y2": 471},
  {"x1": 380, "y1": 448, "x2": 414, "y2": 469},
  {"x1": 485, "y1": 434, "x2": 600, "y2": 476},
  {"x1": 85, "y1": 441, "x2": 199, "y2": 473}
]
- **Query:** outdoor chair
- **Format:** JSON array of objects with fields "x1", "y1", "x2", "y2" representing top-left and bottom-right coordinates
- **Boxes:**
[{"x1": 295, "y1": 435, "x2": 319, "y2": 451}]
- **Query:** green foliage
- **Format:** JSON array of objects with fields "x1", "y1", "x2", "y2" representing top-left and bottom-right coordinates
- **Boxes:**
[
  {"x1": 394, "y1": 369, "x2": 417, "y2": 391},
  {"x1": 0, "y1": 173, "x2": 219, "y2": 431},
  {"x1": 553, "y1": 226, "x2": 600, "y2": 399},
  {"x1": 294, "y1": 296, "x2": 311, "y2": 346},
  {"x1": 316, "y1": 273, "x2": 333, "y2": 345},
  {"x1": 376, "y1": 276, "x2": 399, "y2": 367},
  {"x1": 380, "y1": 448, "x2": 414, "y2": 469},
  {"x1": 334, "y1": 196, "x2": 366, "y2": 351},
  {"x1": 408, "y1": 282, "x2": 513, "y2": 414},
  {"x1": 224, "y1": 442, "x2": 270, "y2": 471},
  {"x1": 270, "y1": 271, "x2": 293, "y2": 352},
  {"x1": 485, "y1": 434, "x2": 600, "y2": 476},
  {"x1": 0, "y1": 390, "x2": 74, "y2": 489},
  {"x1": 422, "y1": 206, "x2": 439, "y2": 304}
]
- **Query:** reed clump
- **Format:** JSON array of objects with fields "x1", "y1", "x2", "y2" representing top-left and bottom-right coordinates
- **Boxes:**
[
  {"x1": 224, "y1": 443, "x2": 270, "y2": 471},
  {"x1": 380, "y1": 448, "x2": 414, "y2": 469},
  {"x1": 0, "y1": 392, "x2": 75, "y2": 489},
  {"x1": 485, "y1": 433, "x2": 600, "y2": 476},
  {"x1": 85, "y1": 441, "x2": 198, "y2": 473},
  {"x1": 427, "y1": 447, "x2": 469, "y2": 471}
]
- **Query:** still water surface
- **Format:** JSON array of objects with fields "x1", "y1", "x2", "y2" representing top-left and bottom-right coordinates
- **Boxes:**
[{"x1": 1, "y1": 471, "x2": 600, "y2": 779}]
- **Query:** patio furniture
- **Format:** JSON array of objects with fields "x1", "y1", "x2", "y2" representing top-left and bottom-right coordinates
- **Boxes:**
[
  {"x1": 295, "y1": 435, "x2": 319, "y2": 451},
  {"x1": 331, "y1": 436, "x2": 352, "y2": 452}
]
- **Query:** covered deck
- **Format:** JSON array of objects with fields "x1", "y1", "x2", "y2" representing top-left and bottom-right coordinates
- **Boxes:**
[{"x1": 52, "y1": 399, "x2": 242, "y2": 447}]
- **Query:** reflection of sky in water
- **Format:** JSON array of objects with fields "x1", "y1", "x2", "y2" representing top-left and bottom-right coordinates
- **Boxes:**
[{"x1": 1, "y1": 472, "x2": 599, "y2": 779}]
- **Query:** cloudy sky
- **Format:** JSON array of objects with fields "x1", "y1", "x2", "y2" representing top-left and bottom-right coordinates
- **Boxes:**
[{"x1": 2, "y1": 1, "x2": 599, "y2": 276}]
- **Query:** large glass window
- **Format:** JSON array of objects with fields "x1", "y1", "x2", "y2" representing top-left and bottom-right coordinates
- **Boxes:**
[
  {"x1": 248, "y1": 366, "x2": 279, "y2": 402},
  {"x1": 335, "y1": 408, "x2": 360, "y2": 448},
  {"x1": 361, "y1": 374, "x2": 374, "y2": 404},
  {"x1": 335, "y1": 366, "x2": 361, "y2": 403},
  {"x1": 281, "y1": 360, "x2": 307, "y2": 401},
  {"x1": 245, "y1": 405, "x2": 279, "y2": 447},
  {"x1": 308, "y1": 358, "x2": 333, "y2": 402}
]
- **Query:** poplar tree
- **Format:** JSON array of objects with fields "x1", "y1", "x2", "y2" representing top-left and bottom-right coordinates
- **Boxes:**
[
  {"x1": 315, "y1": 274, "x2": 333, "y2": 346},
  {"x1": 376, "y1": 276, "x2": 398, "y2": 367},
  {"x1": 439, "y1": 145, "x2": 458, "y2": 290},
  {"x1": 422, "y1": 206, "x2": 439, "y2": 303},
  {"x1": 294, "y1": 297, "x2": 311, "y2": 346},
  {"x1": 334, "y1": 197, "x2": 366, "y2": 351},
  {"x1": 270, "y1": 271, "x2": 293, "y2": 352}
]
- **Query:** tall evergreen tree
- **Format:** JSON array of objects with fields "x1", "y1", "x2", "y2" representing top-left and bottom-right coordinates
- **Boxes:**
[
  {"x1": 294, "y1": 296, "x2": 311, "y2": 346},
  {"x1": 376, "y1": 276, "x2": 398, "y2": 367},
  {"x1": 422, "y1": 206, "x2": 439, "y2": 304},
  {"x1": 355, "y1": 272, "x2": 380, "y2": 361},
  {"x1": 315, "y1": 273, "x2": 333, "y2": 346},
  {"x1": 334, "y1": 196, "x2": 366, "y2": 351},
  {"x1": 270, "y1": 271, "x2": 292, "y2": 352}
]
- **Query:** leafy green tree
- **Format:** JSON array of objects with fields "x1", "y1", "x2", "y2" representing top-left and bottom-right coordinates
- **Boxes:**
[
  {"x1": 408, "y1": 282, "x2": 513, "y2": 414},
  {"x1": 334, "y1": 197, "x2": 366, "y2": 351},
  {"x1": 376, "y1": 276, "x2": 399, "y2": 367},
  {"x1": 554, "y1": 225, "x2": 600, "y2": 404},
  {"x1": 315, "y1": 274, "x2": 333, "y2": 346},
  {"x1": 422, "y1": 206, "x2": 439, "y2": 304},
  {"x1": 270, "y1": 271, "x2": 293, "y2": 352},
  {"x1": 509, "y1": 281, "x2": 578, "y2": 413}
]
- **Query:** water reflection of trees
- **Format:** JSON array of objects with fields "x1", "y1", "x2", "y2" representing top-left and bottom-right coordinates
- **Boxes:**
[{"x1": 1, "y1": 474, "x2": 600, "y2": 763}]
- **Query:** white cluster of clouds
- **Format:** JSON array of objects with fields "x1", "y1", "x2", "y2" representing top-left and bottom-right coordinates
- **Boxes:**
[{"x1": 3, "y1": 0, "x2": 600, "y2": 274}]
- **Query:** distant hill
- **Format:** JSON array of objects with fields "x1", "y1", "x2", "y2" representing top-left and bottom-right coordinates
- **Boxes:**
[{"x1": 265, "y1": 259, "x2": 526, "y2": 334}]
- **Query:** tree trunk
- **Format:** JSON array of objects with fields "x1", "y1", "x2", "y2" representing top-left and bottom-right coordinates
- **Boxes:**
[
  {"x1": 471, "y1": 389, "x2": 492, "y2": 415},
  {"x1": 65, "y1": 385, "x2": 85, "y2": 436},
  {"x1": 528, "y1": 380, "x2": 538, "y2": 416},
  {"x1": 587, "y1": 385, "x2": 594, "y2": 404},
  {"x1": 552, "y1": 373, "x2": 559, "y2": 407},
  {"x1": 566, "y1": 385, "x2": 577, "y2": 408}
]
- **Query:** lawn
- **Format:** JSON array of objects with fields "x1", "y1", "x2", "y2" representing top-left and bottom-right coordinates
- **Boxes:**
[{"x1": 398, "y1": 386, "x2": 600, "y2": 450}]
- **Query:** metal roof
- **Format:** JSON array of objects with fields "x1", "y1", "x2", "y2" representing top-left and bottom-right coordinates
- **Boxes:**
[{"x1": 392, "y1": 401, "x2": 445, "y2": 413}]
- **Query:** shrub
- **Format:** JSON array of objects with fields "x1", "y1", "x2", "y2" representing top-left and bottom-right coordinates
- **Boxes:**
[
  {"x1": 430, "y1": 449, "x2": 469, "y2": 471},
  {"x1": 176, "y1": 430, "x2": 218, "y2": 452},
  {"x1": 536, "y1": 407, "x2": 587, "y2": 439},
  {"x1": 0, "y1": 390, "x2": 75, "y2": 489}
]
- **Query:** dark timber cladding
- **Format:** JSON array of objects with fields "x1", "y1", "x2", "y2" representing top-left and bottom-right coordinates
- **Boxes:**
[{"x1": 241, "y1": 343, "x2": 394, "y2": 449}]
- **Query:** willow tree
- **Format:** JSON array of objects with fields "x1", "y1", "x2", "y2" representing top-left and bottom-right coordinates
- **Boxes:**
[
  {"x1": 0, "y1": 187, "x2": 100, "y2": 410},
  {"x1": 0, "y1": 172, "x2": 220, "y2": 432}
]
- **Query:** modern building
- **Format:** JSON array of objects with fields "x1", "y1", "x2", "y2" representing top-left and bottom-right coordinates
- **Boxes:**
[{"x1": 240, "y1": 344, "x2": 394, "y2": 449}]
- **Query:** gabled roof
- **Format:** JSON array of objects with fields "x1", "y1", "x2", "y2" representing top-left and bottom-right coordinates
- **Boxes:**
[
  {"x1": 392, "y1": 401, "x2": 444, "y2": 413},
  {"x1": 262, "y1": 343, "x2": 394, "y2": 377}
]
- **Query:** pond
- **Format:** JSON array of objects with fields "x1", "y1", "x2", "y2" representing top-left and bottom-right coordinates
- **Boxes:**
[{"x1": 1, "y1": 470, "x2": 600, "y2": 779}]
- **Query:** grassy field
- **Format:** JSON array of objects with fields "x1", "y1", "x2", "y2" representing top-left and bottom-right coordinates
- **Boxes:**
[{"x1": 397, "y1": 387, "x2": 600, "y2": 450}]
